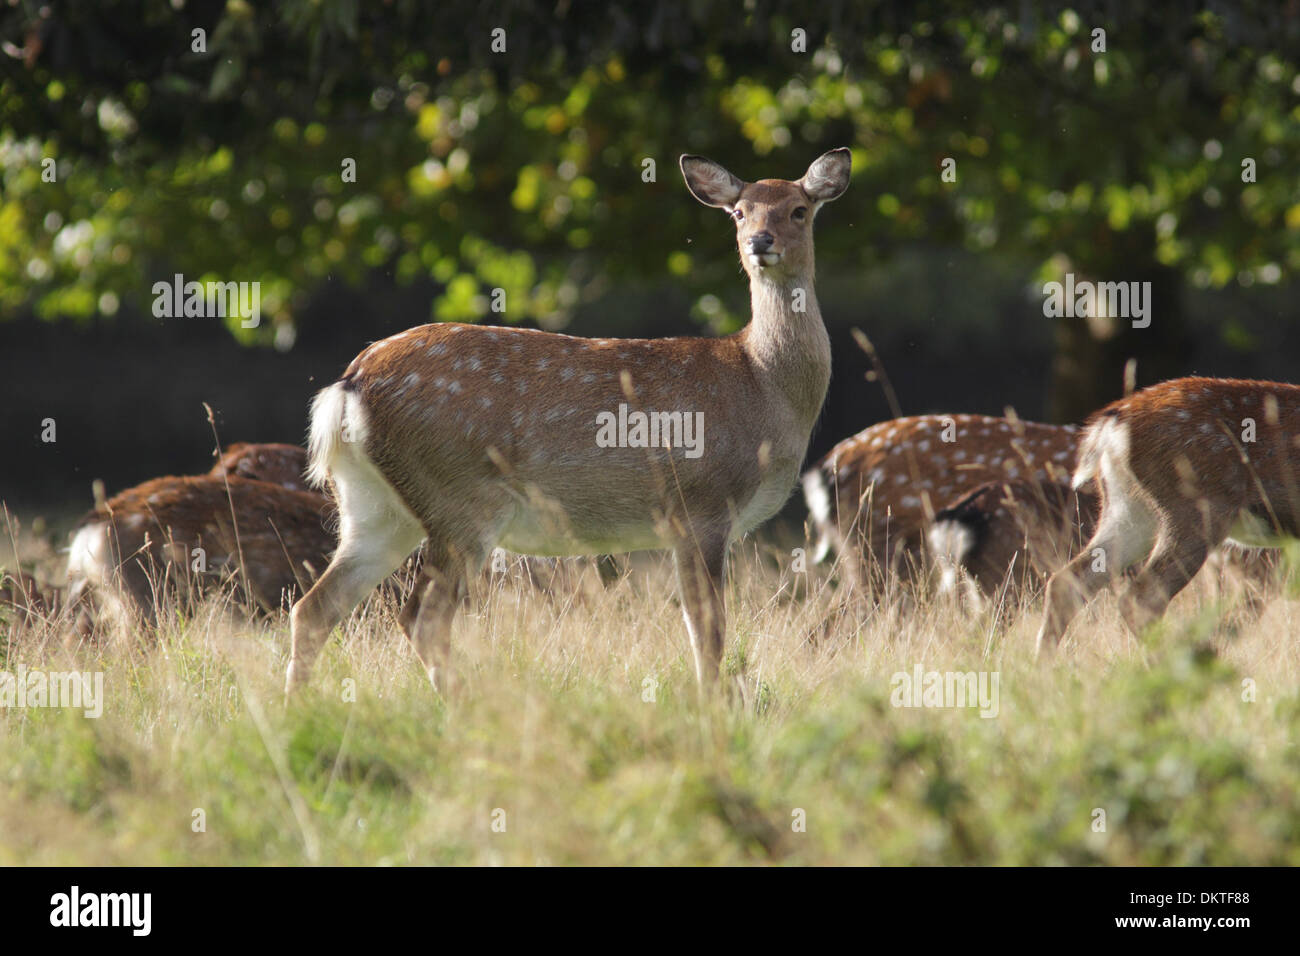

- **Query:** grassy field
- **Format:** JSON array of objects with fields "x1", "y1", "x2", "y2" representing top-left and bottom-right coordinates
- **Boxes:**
[{"x1": 2, "y1": 524, "x2": 1299, "y2": 866}]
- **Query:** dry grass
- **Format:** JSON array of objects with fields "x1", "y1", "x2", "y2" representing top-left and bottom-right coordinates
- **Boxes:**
[{"x1": 2, "y1": 517, "x2": 1299, "y2": 865}]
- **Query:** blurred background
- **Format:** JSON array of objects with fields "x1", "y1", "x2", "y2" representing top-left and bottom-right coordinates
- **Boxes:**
[{"x1": 1, "y1": 0, "x2": 1297, "y2": 518}]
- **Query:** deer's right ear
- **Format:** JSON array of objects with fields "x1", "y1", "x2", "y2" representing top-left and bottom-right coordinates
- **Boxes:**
[{"x1": 680, "y1": 155, "x2": 745, "y2": 210}]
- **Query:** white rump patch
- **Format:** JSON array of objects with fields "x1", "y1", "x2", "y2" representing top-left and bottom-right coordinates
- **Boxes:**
[
  {"x1": 801, "y1": 468, "x2": 835, "y2": 564},
  {"x1": 928, "y1": 519, "x2": 976, "y2": 595}
]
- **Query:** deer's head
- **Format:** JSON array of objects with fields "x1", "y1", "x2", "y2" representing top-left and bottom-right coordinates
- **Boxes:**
[{"x1": 680, "y1": 148, "x2": 851, "y2": 282}]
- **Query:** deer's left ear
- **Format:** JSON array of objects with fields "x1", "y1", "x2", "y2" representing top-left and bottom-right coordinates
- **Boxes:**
[{"x1": 800, "y1": 148, "x2": 852, "y2": 205}]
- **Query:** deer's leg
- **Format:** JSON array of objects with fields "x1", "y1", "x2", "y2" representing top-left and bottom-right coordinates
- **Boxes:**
[
  {"x1": 287, "y1": 472, "x2": 423, "y2": 694},
  {"x1": 398, "y1": 539, "x2": 477, "y2": 693},
  {"x1": 287, "y1": 540, "x2": 416, "y2": 693},
  {"x1": 1037, "y1": 550, "x2": 1114, "y2": 654},
  {"x1": 396, "y1": 564, "x2": 430, "y2": 635},
  {"x1": 1037, "y1": 492, "x2": 1157, "y2": 655},
  {"x1": 402, "y1": 570, "x2": 468, "y2": 693},
  {"x1": 1117, "y1": 510, "x2": 1230, "y2": 634},
  {"x1": 595, "y1": 553, "x2": 623, "y2": 587},
  {"x1": 674, "y1": 532, "x2": 729, "y2": 691}
]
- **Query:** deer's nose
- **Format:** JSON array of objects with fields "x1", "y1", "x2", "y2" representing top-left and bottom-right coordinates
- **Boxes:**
[{"x1": 747, "y1": 232, "x2": 775, "y2": 254}]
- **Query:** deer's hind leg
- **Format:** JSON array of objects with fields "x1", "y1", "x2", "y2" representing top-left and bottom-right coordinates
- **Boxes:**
[
  {"x1": 1118, "y1": 503, "x2": 1235, "y2": 635},
  {"x1": 397, "y1": 534, "x2": 486, "y2": 693},
  {"x1": 287, "y1": 457, "x2": 424, "y2": 694},
  {"x1": 1037, "y1": 484, "x2": 1159, "y2": 654}
]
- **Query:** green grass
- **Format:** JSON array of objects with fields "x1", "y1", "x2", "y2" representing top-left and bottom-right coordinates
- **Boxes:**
[{"x1": 2, "y1": 536, "x2": 1299, "y2": 865}]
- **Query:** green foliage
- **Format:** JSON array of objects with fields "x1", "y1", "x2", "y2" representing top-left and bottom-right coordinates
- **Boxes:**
[{"x1": 1, "y1": 2, "x2": 1296, "y2": 343}]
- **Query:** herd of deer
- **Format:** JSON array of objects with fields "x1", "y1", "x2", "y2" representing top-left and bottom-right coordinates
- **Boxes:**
[{"x1": 4, "y1": 149, "x2": 1296, "y2": 697}]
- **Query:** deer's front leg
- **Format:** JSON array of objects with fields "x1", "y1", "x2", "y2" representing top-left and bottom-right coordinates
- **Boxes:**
[{"x1": 674, "y1": 534, "x2": 729, "y2": 692}]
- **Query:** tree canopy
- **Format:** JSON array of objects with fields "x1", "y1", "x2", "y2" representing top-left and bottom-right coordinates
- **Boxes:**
[{"x1": 2, "y1": 1, "x2": 1297, "y2": 414}]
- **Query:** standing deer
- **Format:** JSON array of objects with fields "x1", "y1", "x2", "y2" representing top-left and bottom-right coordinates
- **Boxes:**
[
  {"x1": 1037, "y1": 377, "x2": 1300, "y2": 652},
  {"x1": 801, "y1": 414, "x2": 1081, "y2": 590},
  {"x1": 286, "y1": 148, "x2": 852, "y2": 694}
]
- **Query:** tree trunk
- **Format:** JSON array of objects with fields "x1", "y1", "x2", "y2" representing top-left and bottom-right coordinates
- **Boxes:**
[{"x1": 1047, "y1": 228, "x2": 1194, "y2": 424}]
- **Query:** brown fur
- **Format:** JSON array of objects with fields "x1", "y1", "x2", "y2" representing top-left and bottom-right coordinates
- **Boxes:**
[
  {"x1": 67, "y1": 476, "x2": 336, "y2": 630},
  {"x1": 286, "y1": 149, "x2": 853, "y2": 695},
  {"x1": 930, "y1": 479, "x2": 1100, "y2": 602},
  {"x1": 0, "y1": 569, "x2": 59, "y2": 630},
  {"x1": 209, "y1": 442, "x2": 311, "y2": 491},
  {"x1": 1038, "y1": 377, "x2": 1300, "y2": 651},
  {"x1": 803, "y1": 414, "x2": 1081, "y2": 589},
  {"x1": 209, "y1": 442, "x2": 613, "y2": 607}
]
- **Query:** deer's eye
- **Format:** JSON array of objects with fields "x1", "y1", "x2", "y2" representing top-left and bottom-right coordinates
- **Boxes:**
[
  {"x1": 731, "y1": 207, "x2": 745, "y2": 222},
  {"x1": 792, "y1": 206, "x2": 808, "y2": 222}
]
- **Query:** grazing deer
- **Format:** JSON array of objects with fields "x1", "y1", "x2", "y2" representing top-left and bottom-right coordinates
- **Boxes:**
[
  {"x1": 210, "y1": 442, "x2": 311, "y2": 491},
  {"x1": 801, "y1": 414, "x2": 1081, "y2": 590},
  {"x1": 1, "y1": 568, "x2": 59, "y2": 631},
  {"x1": 928, "y1": 478, "x2": 1100, "y2": 604},
  {"x1": 66, "y1": 476, "x2": 335, "y2": 631},
  {"x1": 1037, "y1": 377, "x2": 1300, "y2": 652},
  {"x1": 286, "y1": 147, "x2": 852, "y2": 694}
]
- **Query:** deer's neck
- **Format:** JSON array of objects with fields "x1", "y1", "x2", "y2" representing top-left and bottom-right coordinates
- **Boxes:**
[{"x1": 738, "y1": 272, "x2": 832, "y2": 426}]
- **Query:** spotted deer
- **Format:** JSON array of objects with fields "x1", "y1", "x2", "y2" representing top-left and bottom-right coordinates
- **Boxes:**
[
  {"x1": 801, "y1": 414, "x2": 1081, "y2": 591},
  {"x1": 66, "y1": 476, "x2": 336, "y2": 632},
  {"x1": 209, "y1": 442, "x2": 312, "y2": 491},
  {"x1": 928, "y1": 478, "x2": 1100, "y2": 604},
  {"x1": 1037, "y1": 377, "x2": 1300, "y2": 652},
  {"x1": 286, "y1": 148, "x2": 852, "y2": 695}
]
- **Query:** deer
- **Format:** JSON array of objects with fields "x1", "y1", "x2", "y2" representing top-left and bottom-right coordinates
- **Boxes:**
[
  {"x1": 801, "y1": 414, "x2": 1082, "y2": 592},
  {"x1": 210, "y1": 441, "x2": 622, "y2": 594},
  {"x1": 209, "y1": 442, "x2": 312, "y2": 491},
  {"x1": 285, "y1": 147, "x2": 852, "y2": 696},
  {"x1": 1, "y1": 568, "x2": 59, "y2": 632},
  {"x1": 1037, "y1": 377, "x2": 1300, "y2": 653},
  {"x1": 928, "y1": 478, "x2": 1100, "y2": 605},
  {"x1": 66, "y1": 475, "x2": 336, "y2": 633}
]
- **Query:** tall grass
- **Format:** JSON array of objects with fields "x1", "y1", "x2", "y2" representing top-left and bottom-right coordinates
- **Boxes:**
[{"x1": 1, "y1": 526, "x2": 1298, "y2": 865}]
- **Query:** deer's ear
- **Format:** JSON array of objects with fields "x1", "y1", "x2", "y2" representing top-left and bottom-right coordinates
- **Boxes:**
[
  {"x1": 680, "y1": 155, "x2": 746, "y2": 210},
  {"x1": 800, "y1": 148, "x2": 852, "y2": 205}
]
